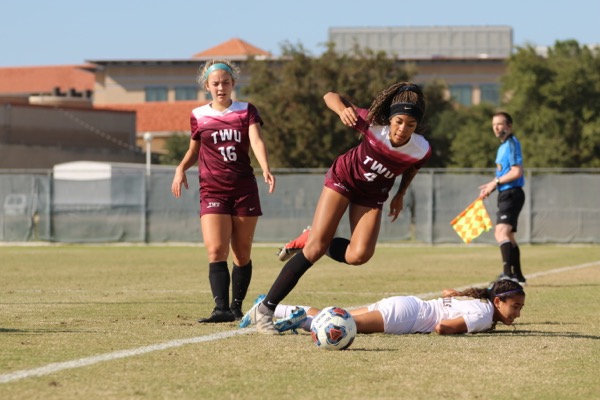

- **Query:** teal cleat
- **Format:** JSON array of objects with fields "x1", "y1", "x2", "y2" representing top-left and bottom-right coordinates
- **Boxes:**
[
  {"x1": 239, "y1": 294, "x2": 266, "y2": 328},
  {"x1": 274, "y1": 307, "x2": 307, "y2": 334}
]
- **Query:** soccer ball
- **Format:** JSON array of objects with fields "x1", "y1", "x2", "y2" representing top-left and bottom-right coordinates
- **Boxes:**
[{"x1": 310, "y1": 306, "x2": 356, "y2": 350}]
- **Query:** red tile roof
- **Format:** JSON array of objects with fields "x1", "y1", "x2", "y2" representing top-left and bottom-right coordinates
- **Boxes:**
[
  {"x1": 192, "y1": 38, "x2": 270, "y2": 59},
  {"x1": 97, "y1": 101, "x2": 208, "y2": 133},
  {"x1": 0, "y1": 65, "x2": 95, "y2": 94}
]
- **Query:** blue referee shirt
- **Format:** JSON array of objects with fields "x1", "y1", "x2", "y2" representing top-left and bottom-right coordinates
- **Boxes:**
[{"x1": 495, "y1": 134, "x2": 525, "y2": 191}]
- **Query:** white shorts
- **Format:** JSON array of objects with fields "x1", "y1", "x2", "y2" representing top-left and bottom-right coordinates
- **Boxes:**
[{"x1": 367, "y1": 296, "x2": 423, "y2": 334}]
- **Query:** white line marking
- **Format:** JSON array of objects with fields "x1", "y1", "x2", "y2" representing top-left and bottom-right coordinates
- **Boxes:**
[
  {"x1": 1, "y1": 260, "x2": 598, "y2": 384},
  {"x1": 0, "y1": 329, "x2": 255, "y2": 384}
]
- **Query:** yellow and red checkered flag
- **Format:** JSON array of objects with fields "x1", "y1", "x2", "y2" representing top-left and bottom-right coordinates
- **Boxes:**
[{"x1": 450, "y1": 198, "x2": 493, "y2": 244}]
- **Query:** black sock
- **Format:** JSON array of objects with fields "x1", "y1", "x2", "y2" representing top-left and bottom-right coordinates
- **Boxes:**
[
  {"x1": 511, "y1": 245, "x2": 523, "y2": 278},
  {"x1": 326, "y1": 237, "x2": 350, "y2": 264},
  {"x1": 262, "y1": 252, "x2": 313, "y2": 312},
  {"x1": 231, "y1": 261, "x2": 252, "y2": 307},
  {"x1": 208, "y1": 261, "x2": 230, "y2": 310},
  {"x1": 499, "y1": 241, "x2": 512, "y2": 276}
]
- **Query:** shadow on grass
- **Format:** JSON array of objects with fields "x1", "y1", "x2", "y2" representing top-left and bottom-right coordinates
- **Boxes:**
[
  {"x1": 469, "y1": 326, "x2": 600, "y2": 340},
  {"x1": 528, "y1": 283, "x2": 600, "y2": 288},
  {"x1": 0, "y1": 327, "x2": 95, "y2": 334},
  {"x1": 346, "y1": 348, "x2": 400, "y2": 352},
  {"x1": 0, "y1": 301, "x2": 200, "y2": 305}
]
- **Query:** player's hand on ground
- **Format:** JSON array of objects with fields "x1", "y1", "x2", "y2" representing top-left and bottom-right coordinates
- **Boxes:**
[{"x1": 441, "y1": 289, "x2": 459, "y2": 297}]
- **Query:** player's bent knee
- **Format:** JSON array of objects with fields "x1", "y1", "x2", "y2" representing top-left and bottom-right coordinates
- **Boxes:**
[{"x1": 345, "y1": 252, "x2": 373, "y2": 266}]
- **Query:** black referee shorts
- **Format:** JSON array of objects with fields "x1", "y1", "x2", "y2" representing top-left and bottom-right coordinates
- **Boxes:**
[{"x1": 496, "y1": 187, "x2": 525, "y2": 232}]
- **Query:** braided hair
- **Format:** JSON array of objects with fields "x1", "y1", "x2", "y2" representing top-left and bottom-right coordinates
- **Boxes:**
[{"x1": 367, "y1": 82, "x2": 426, "y2": 130}]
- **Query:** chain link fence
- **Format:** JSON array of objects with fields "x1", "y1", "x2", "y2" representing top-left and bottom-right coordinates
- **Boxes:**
[{"x1": 1, "y1": 165, "x2": 599, "y2": 244}]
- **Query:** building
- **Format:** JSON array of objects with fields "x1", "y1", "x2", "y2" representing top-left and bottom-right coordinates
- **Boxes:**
[
  {"x1": 89, "y1": 38, "x2": 270, "y2": 154},
  {"x1": 0, "y1": 29, "x2": 511, "y2": 167},
  {"x1": 329, "y1": 25, "x2": 511, "y2": 106},
  {"x1": 0, "y1": 64, "x2": 95, "y2": 108},
  {"x1": 0, "y1": 65, "x2": 144, "y2": 168}
]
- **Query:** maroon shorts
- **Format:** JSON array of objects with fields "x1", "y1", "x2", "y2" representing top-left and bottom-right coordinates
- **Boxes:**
[
  {"x1": 200, "y1": 188, "x2": 262, "y2": 217},
  {"x1": 324, "y1": 169, "x2": 388, "y2": 210}
]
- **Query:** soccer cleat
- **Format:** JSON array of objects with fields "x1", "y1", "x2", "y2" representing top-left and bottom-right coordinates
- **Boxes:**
[
  {"x1": 197, "y1": 308, "x2": 235, "y2": 323},
  {"x1": 497, "y1": 273, "x2": 518, "y2": 282},
  {"x1": 274, "y1": 307, "x2": 307, "y2": 334},
  {"x1": 240, "y1": 301, "x2": 278, "y2": 335},
  {"x1": 230, "y1": 301, "x2": 244, "y2": 321},
  {"x1": 515, "y1": 275, "x2": 527, "y2": 286},
  {"x1": 277, "y1": 226, "x2": 311, "y2": 261},
  {"x1": 239, "y1": 294, "x2": 266, "y2": 328},
  {"x1": 488, "y1": 273, "x2": 518, "y2": 289}
]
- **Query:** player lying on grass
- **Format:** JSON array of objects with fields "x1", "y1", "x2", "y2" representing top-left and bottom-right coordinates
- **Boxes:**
[{"x1": 269, "y1": 278, "x2": 525, "y2": 335}]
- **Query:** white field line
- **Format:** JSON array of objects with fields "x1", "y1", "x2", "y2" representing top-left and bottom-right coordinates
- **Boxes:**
[
  {"x1": 0, "y1": 330, "x2": 255, "y2": 384},
  {"x1": 1, "y1": 260, "x2": 598, "y2": 384}
]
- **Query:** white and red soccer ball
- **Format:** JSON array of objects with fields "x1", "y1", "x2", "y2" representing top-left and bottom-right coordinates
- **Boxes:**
[{"x1": 310, "y1": 306, "x2": 356, "y2": 350}]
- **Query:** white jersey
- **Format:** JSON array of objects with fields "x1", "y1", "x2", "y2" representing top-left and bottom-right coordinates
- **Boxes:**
[{"x1": 368, "y1": 296, "x2": 495, "y2": 334}]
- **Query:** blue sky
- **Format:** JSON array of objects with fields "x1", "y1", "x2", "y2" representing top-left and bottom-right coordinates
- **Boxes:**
[{"x1": 1, "y1": 0, "x2": 598, "y2": 67}]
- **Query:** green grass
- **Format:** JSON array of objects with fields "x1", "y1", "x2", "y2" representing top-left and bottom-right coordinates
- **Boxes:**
[{"x1": 1, "y1": 244, "x2": 599, "y2": 399}]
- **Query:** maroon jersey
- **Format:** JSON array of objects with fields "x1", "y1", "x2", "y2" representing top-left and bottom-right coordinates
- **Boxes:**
[
  {"x1": 190, "y1": 101, "x2": 263, "y2": 195},
  {"x1": 326, "y1": 108, "x2": 431, "y2": 207}
]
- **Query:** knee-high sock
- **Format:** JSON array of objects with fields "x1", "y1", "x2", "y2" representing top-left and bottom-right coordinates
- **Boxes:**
[
  {"x1": 499, "y1": 241, "x2": 512, "y2": 276},
  {"x1": 511, "y1": 244, "x2": 523, "y2": 278},
  {"x1": 208, "y1": 261, "x2": 230, "y2": 310},
  {"x1": 261, "y1": 252, "x2": 313, "y2": 312},
  {"x1": 326, "y1": 237, "x2": 350, "y2": 264},
  {"x1": 231, "y1": 260, "x2": 252, "y2": 306}
]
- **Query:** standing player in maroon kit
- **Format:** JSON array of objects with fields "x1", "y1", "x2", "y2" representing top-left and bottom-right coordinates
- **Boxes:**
[
  {"x1": 241, "y1": 82, "x2": 431, "y2": 333},
  {"x1": 172, "y1": 60, "x2": 275, "y2": 323}
]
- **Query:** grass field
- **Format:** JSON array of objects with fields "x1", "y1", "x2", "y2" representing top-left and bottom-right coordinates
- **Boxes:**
[{"x1": 1, "y1": 244, "x2": 600, "y2": 400}]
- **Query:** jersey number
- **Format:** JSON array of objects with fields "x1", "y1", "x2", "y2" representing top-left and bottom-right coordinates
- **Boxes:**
[
  {"x1": 363, "y1": 172, "x2": 377, "y2": 182},
  {"x1": 218, "y1": 146, "x2": 238, "y2": 162}
]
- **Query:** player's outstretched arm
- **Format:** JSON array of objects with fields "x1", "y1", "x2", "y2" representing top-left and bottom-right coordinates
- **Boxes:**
[
  {"x1": 441, "y1": 288, "x2": 460, "y2": 297},
  {"x1": 435, "y1": 317, "x2": 468, "y2": 335}
]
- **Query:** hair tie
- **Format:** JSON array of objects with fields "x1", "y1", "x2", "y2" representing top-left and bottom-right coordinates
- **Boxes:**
[{"x1": 398, "y1": 84, "x2": 419, "y2": 93}]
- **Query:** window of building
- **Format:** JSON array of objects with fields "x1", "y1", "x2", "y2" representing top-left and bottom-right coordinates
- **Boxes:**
[
  {"x1": 175, "y1": 86, "x2": 197, "y2": 101},
  {"x1": 145, "y1": 86, "x2": 168, "y2": 102},
  {"x1": 449, "y1": 84, "x2": 472, "y2": 106},
  {"x1": 480, "y1": 84, "x2": 500, "y2": 105}
]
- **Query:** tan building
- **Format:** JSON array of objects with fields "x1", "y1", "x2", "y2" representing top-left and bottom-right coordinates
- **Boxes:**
[
  {"x1": 90, "y1": 38, "x2": 270, "y2": 154},
  {"x1": 0, "y1": 65, "x2": 144, "y2": 168},
  {"x1": 0, "y1": 30, "x2": 509, "y2": 167},
  {"x1": 0, "y1": 64, "x2": 95, "y2": 108},
  {"x1": 329, "y1": 25, "x2": 511, "y2": 106}
]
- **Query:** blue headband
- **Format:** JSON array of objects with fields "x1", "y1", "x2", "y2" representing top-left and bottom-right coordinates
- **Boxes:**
[{"x1": 205, "y1": 63, "x2": 233, "y2": 79}]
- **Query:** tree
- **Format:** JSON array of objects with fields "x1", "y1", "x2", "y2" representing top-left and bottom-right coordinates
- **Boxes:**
[
  {"x1": 501, "y1": 40, "x2": 600, "y2": 167},
  {"x1": 243, "y1": 43, "x2": 414, "y2": 168},
  {"x1": 421, "y1": 80, "x2": 458, "y2": 167},
  {"x1": 159, "y1": 132, "x2": 189, "y2": 165},
  {"x1": 446, "y1": 104, "x2": 498, "y2": 168}
]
